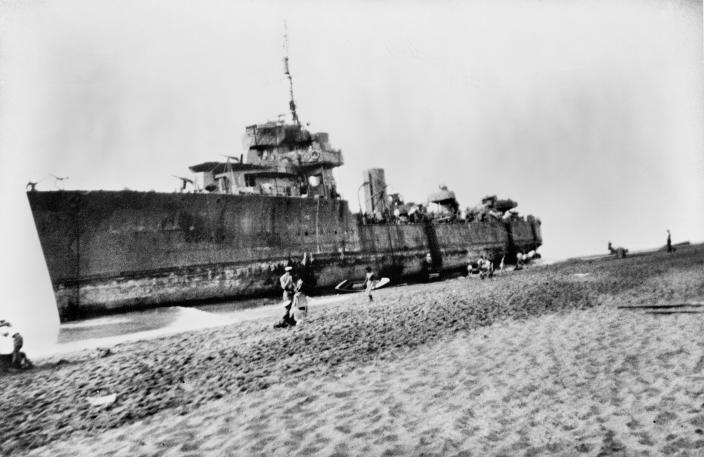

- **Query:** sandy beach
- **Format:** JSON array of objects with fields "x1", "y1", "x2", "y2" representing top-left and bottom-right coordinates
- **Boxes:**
[{"x1": 2, "y1": 245, "x2": 703, "y2": 456}]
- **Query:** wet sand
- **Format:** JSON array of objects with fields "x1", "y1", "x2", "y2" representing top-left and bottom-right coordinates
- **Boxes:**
[{"x1": 2, "y1": 245, "x2": 703, "y2": 456}]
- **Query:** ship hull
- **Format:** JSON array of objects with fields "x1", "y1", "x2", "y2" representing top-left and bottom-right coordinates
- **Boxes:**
[{"x1": 27, "y1": 191, "x2": 541, "y2": 321}]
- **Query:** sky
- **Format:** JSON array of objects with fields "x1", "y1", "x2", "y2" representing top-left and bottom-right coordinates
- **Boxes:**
[{"x1": 0, "y1": 0, "x2": 702, "y2": 334}]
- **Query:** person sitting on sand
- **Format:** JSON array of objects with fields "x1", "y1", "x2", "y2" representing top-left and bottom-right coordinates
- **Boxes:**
[
  {"x1": 363, "y1": 266, "x2": 379, "y2": 302},
  {"x1": 607, "y1": 241, "x2": 628, "y2": 259},
  {"x1": 274, "y1": 265, "x2": 297, "y2": 328},
  {"x1": 0, "y1": 320, "x2": 33, "y2": 371},
  {"x1": 0, "y1": 322, "x2": 12, "y2": 370}
]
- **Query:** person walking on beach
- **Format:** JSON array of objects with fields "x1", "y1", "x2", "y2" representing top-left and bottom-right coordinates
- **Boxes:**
[
  {"x1": 667, "y1": 229, "x2": 675, "y2": 253},
  {"x1": 274, "y1": 265, "x2": 297, "y2": 328},
  {"x1": 363, "y1": 266, "x2": 379, "y2": 302}
]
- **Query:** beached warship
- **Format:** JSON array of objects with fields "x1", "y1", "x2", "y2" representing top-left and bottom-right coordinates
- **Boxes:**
[{"x1": 27, "y1": 44, "x2": 542, "y2": 322}]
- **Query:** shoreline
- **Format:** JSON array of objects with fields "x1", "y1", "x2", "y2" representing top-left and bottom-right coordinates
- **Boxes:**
[
  {"x1": 31, "y1": 294, "x2": 356, "y2": 361},
  {"x1": 18, "y1": 244, "x2": 676, "y2": 361},
  {"x1": 1, "y1": 244, "x2": 702, "y2": 455}
]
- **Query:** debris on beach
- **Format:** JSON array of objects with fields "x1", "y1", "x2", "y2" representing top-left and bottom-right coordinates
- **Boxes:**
[
  {"x1": 96, "y1": 348, "x2": 113, "y2": 358},
  {"x1": 618, "y1": 302, "x2": 704, "y2": 315},
  {"x1": 87, "y1": 393, "x2": 117, "y2": 407}
]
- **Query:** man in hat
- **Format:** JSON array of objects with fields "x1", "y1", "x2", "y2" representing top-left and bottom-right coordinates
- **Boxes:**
[{"x1": 274, "y1": 264, "x2": 297, "y2": 328}]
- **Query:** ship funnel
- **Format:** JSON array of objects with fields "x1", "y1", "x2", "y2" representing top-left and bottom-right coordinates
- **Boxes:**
[{"x1": 363, "y1": 168, "x2": 389, "y2": 218}]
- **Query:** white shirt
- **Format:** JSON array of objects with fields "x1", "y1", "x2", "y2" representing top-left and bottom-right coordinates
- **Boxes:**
[{"x1": 0, "y1": 329, "x2": 14, "y2": 355}]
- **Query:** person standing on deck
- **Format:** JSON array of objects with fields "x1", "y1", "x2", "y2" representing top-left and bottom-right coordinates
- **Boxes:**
[{"x1": 363, "y1": 266, "x2": 379, "y2": 302}]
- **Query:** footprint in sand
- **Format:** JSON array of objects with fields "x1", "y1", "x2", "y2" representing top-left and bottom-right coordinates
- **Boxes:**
[{"x1": 653, "y1": 410, "x2": 677, "y2": 425}]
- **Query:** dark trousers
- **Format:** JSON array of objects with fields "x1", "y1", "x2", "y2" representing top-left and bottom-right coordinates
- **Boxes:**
[
  {"x1": 0, "y1": 352, "x2": 29, "y2": 370},
  {"x1": 0, "y1": 354, "x2": 11, "y2": 371},
  {"x1": 283, "y1": 294, "x2": 295, "y2": 323}
]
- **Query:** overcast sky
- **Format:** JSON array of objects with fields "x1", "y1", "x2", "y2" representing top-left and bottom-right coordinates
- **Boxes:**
[{"x1": 1, "y1": 0, "x2": 702, "y2": 331}]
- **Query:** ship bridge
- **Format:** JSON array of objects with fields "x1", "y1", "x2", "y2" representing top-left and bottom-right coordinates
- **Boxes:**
[{"x1": 188, "y1": 121, "x2": 343, "y2": 199}]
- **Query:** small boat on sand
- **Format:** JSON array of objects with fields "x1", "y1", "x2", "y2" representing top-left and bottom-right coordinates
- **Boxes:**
[{"x1": 334, "y1": 277, "x2": 391, "y2": 294}]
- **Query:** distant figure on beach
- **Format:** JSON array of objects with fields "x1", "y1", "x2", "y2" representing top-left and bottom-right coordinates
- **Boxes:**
[
  {"x1": 299, "y1": 252, "x2": 316, "y2": 289},
  {"x1": 608, "y1": 241, "x2": 628, "y2": 259},
  {"x1": 363, "y1": 266, "x2": 379, "y2": 302},
  {"x1": 0, "y1": 320, "x2": 33, "y2": 371},
  {"x1": 515, "y1": 252, "x2": 524, "y2": 271},
  {"x1": 274, "y1": 264, "x2": 297, "y2": 328},
  {"x1": 421, "y1": 252, "x2": 434, "y2": 282},
  {"x1": 466, "y1": 259, "x2": 478, "y2": 276},
  {"x1": 499, "y1": 255, "x2": 505, "y2": 272},
  {"x1": 291, "y1": 273, "x2": 308, "y2": 322},
  {"x1": 666, "y1": 230, "x2": 675, "y2": 253},
  {"x1": 478, "y1": 255, "x2": 494, "y2": 279}
]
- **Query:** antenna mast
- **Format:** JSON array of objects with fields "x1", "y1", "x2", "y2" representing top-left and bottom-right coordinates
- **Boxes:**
[{"x1": 283, "y1": 22, "x2": 300, "y2": 126}]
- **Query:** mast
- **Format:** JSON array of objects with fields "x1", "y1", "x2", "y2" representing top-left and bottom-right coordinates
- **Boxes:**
[{"x1": 283, "y1": 22, "x2": 300, "y2": 126}]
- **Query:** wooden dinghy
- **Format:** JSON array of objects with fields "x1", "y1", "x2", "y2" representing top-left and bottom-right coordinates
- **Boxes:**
[{"x1": 334, "y1": 277, "x2": 391, "y2": 294}]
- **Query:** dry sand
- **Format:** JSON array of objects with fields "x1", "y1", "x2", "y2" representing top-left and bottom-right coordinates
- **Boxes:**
[
  {"x1": 3, "y1": 246, "x2": 704, "y2": 456},
  {"x1": 17, "y1": 306, "x2": 704, "y2": 457}
]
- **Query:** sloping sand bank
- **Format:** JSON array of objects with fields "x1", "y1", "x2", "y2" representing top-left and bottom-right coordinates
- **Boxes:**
[
  {"x1": 2, "y1": 245, "x2": 704, "y2": 456},
  {"x1": 20, "y1": 305, "x2": 704, "y2": 457}
]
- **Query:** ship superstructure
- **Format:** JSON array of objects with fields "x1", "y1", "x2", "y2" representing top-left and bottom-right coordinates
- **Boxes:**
[{"x1": 188, "y1": 122, "x2": 343, "y2": 199}]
